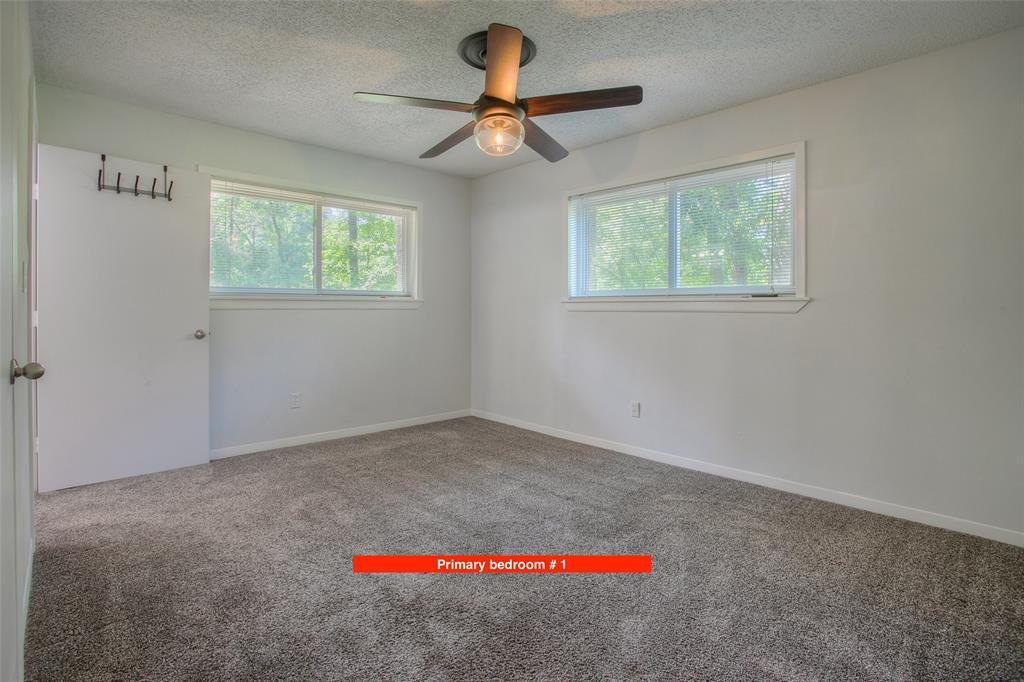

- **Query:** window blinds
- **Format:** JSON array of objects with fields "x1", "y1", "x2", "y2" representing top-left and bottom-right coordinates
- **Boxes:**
[
  {"x1": 568, "y1": 155, "x2": 795, "y2": 297},
  {"x1": 210, "y1": 179, "x2": 414, "y2": 295},
  {"x1": 210, "y1": 180, "x2": 317, "y2": 291}
]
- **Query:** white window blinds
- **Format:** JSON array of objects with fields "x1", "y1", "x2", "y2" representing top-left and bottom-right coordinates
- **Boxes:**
[
  {"x1": 568, "y1": 155, "x2": 795, "y2": 297},
  {"x1": 210, "y1": 180, "x2": 415, "y2": 296}
]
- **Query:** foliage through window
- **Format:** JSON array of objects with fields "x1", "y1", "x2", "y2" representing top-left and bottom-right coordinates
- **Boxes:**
[
  {"x1": 568, "y1": 155, "x2": 796, "y2": 298},
  {"x1": 210, "y1": 180, "x2": 414, "y2": 296}
]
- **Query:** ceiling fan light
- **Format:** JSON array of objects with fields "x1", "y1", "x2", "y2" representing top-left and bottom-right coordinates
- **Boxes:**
[{"x1": 474, "y1": 115, "x2": 524, "y2": 157}]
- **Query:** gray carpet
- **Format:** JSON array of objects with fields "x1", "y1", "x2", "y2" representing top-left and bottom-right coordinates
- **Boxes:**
[{"x1": 25, "y1": 417, "x2": 1024, "y2": 681}]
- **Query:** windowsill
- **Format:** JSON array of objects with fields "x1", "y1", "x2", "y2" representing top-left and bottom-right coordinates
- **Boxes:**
[
  {"x1": 562, "y1": 296, "x2": 810, "y2": 313},
  {"x1": 209, "y1": 294, "x2": 422, "y2": 310}
]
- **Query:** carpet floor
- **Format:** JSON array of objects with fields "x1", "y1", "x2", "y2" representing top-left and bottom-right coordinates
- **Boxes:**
[{"x1": 25, "y1": 417, "x2": 1024, "y2": 681}]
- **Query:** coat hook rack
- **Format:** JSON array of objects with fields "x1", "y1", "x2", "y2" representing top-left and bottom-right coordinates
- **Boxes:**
[{"x1": 97, "y1": 154, "x2": 174, "y2": 201}]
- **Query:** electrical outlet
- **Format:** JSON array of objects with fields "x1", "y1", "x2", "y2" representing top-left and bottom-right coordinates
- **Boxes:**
[
  {"x1": 289, "y1": 393, "x2": 301, "y2": 409},
  {"x1": 631, "y1": 401, "x2": 641, "y2": 418}
]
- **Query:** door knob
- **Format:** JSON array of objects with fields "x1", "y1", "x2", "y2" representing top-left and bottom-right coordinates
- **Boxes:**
[
  {"x1": 194, "y1": 329, "x2": 207, "y2": 339},
  {"x1": 10, "y1": 359, "x2": 45, "y2": 384}
]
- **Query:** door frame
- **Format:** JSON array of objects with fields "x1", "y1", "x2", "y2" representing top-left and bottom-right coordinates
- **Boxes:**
[{"x1": 0, "y1": 1, "x2": 37, "y2": 679}]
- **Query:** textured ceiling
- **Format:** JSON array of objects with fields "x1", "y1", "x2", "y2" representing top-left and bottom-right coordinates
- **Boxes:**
[{"x1": 30, "y1": 1, "x2": 1024, "y2": 178}]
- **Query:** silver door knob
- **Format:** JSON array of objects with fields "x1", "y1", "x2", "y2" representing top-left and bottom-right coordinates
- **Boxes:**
[
  {"x1": 194, "y1": 329, "x2": 207, "y2": 339},
  {"x1": 10, "y1": 359, "x2": 45, "y2": 384}
]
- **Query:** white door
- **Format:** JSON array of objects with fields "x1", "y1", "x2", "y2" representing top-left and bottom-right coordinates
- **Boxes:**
[{"x1": 36, "y1": 145, "x2": 210, "y2": 491}]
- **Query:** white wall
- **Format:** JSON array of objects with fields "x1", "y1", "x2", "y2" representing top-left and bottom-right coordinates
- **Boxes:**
[
  {"x1": 37, "y1": 85, "x2": 471, "y2": 453},
  {"x1": 0, "y1": 2, "x2": 35, "y2": 678},
  {"x1": 471, "y1": 29, "x2": 1024, "y2": 544}
]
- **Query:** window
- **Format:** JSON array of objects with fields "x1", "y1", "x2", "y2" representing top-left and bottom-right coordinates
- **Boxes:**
[
  {"x1": 568, "y1": 150, "x2": 801, "y2": 301},
  {"x1": 210, "y1": 180, "x2": 415, "y2": 297}
]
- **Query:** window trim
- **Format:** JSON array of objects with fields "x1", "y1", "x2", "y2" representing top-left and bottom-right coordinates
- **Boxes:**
[
  {"x1": 208, "y1": 295, "x2": 423, "y2": 311},
  {"x1": 562, "y1": 142, "x2": 807, "y2": 312},
  {"x1": 200, "y1": 165, "x2": 422, "y2": 307}
]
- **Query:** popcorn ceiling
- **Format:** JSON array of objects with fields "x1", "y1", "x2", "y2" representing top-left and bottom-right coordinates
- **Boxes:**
[{"x1": 29, "y1": 0, "x2": 1024, "y2": 178}]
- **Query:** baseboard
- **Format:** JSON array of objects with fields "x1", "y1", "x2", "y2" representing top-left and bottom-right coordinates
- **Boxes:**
[
  {"x1": 470, "y1": 409, "x2": 1024, "y2": 548},
  {"x1": 210, "y1": 409, "x2": 472, "y2": 460}
]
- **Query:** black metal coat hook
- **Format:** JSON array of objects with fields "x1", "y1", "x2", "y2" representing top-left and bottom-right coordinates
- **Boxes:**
[
  {"x1": 163, "y1": 166, "x2": 171, "y2": 202},
  {"x1": 96, "y1": 154, "x2": 176, "y2": 201}
]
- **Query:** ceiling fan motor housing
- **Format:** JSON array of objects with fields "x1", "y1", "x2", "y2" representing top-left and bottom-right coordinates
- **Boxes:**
[{"x1": 473, "y1": 96, "x2": 525, "y2": 121}]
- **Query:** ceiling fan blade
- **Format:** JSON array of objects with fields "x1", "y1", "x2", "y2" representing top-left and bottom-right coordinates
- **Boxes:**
[
  {"x1": 521, "y1": 86, "x2": 644, "y2": 117},
  {"x1": 483, "y1": 23, "x2": 523, "y2": 103},
  {"x1": 353, "y1": 92, "x2": 475, "y2": 113},
  {"x1": 420, "y1": 121, "x2": 477, "y2": 158},
  {"x1": 523, "y1": 119, "x2": 568, "y2": 162}
]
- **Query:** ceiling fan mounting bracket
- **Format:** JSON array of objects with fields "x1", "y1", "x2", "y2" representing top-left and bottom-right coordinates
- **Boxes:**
[{"x1": 458, "y1": 30, "x2": 537, "y2": 71}]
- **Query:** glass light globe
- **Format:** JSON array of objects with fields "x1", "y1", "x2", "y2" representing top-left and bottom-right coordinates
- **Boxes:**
[{"x1": 474, "y1": 115, "x2": 525, "y2": 157}]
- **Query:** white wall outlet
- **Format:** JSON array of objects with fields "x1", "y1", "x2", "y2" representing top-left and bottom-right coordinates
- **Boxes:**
[
  {"x1": 631, "y1": 401, "x2": 641, "y2": 418},
  {"x1": 289, "y1": 392, "x2": 301, "y2": 409}
]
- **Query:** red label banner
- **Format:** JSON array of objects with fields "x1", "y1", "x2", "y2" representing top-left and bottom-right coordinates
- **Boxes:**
[{"x1": 352, "y1": 555, "x2": 651, "y2": 574}]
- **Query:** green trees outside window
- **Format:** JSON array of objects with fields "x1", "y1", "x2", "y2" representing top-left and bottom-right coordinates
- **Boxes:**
[
  {"x1": 570, "y1": 155, "x2": 795, "y2": 297},
  {"x1": 210, "y1": 193, "x2": 314, "y2": 289},
  {"x1": 321, "y1": 207, "x2": 402, "y2": 292},
  {"x1": 210, "y1": 182, "x2": 412, "y2": 295}
]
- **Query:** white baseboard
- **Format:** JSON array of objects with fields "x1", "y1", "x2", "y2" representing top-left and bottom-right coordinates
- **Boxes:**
[
  {"x1": 471, "y1": 409, "x2": 1024, "y2": 548},
  {"x1": 210, "y1": 409, "x2": 472, "y2": 460}
]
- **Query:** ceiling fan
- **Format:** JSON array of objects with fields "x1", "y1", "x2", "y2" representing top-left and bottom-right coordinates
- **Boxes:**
[{"x1": 354, "y1": 23, "x2": 643, "y2": 162}]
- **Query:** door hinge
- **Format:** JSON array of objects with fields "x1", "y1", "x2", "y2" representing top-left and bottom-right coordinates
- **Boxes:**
[
  {"x1": 33, "y1": 437, "x2": 39, "y2": 456},
  {"x1": 33, "y1": 183, "x2": 38, "y2": 201},
  {"x1": 32, "y1": 310, "x2": 38, "y2": 328}
]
